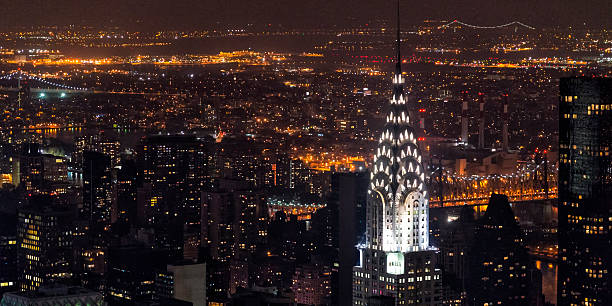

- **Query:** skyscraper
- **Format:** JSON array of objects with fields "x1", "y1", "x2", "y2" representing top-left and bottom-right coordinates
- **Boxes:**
[
  {"x1": 352, "y1": 2, "x2": 442, "y2": 304},
  {"x1": 138, "y1": 134, "x2": 214, "y2": 259},
  {"x1": 116, "y1": 158, "x2": 138, "y2": 225},
  {"x1": 17, "y1": 197, "x2": 73, "y2": 291},
  {"x1": 558, "y1": 77, "x2": 612, "y2": 305},
  {"x1": 200, "y1": 179, "x2": 269, "y2": 302},
  {"x1": 82, "y1": 151, "x2": 113, "y2": 228},
  {"x1": 139, "y1": 134, "x2": 213, "y2": 226},
  {"x1": 437, "y1": 206, "x2": 475, "y2": 302},
  {"x1": 329, "y1": 172, "x2": 368, "y2": 306}
]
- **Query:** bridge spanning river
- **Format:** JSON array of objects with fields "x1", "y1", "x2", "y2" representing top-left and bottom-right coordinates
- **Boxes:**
[
  {"x1": 428, "y1": 159, "x2": 557, "y2": 207},
  {"x1": 0, "y1": 70, "x2": 181, "y2": 96}
]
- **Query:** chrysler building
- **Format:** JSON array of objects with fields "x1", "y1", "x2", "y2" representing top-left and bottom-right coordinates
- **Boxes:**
[{"x1": 352, "y1": 1, "x2": 442, "y2": 304}]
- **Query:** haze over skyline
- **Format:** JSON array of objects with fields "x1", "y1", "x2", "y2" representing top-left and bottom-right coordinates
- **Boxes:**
[{"x1": 1, "y1": 0, "x2": 611, "y2": 29}]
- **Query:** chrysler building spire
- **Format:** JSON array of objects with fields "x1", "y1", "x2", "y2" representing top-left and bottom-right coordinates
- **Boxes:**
[
  {"x1": 352, "y1": 3, "x2": 443, "y2": 303},
  {"x1": 395, "y1": 0, "x2": 401, "y2": 76},
  {"x1": 367, "y1": 0, "x2": 429, "y2": 253}
]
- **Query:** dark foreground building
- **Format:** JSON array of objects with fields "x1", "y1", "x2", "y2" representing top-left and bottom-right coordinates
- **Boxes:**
[
  {"x1": 0, "y1": 285, "x2": 103, "y2": 306},
  {"x1": 558, "y1": 77, "x2": 612, "y2": 305},
  {"x1": 467, "y1": 194, "x2": 542, "y2": 305},
  {"x1": 328, "y1": 172, "x2": 367, "y2": 306}
]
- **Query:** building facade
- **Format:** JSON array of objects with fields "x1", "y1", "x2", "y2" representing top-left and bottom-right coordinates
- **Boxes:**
[
  {"x1": 558, "y1": 77, "x2": 612, "y2": 305},
  {"x1": 18, "y1": 144, "x2": 68, "y2": 196},
  {"x1": 17, "y1": 199, "x2": 73, "y2": 291},
  {"x1": 0, "y1": 216, "x2": 17, "y2": 295},
  {"x1": 292, "y1": 263, "x2": 331, "y2": 305},
  {"x1": 156, "y1": 262, "x2": 206, "y2": 306},
  {"x1": 139, "y1": 134, "x2": 214, "y2": 226},
  {"x1": 138, "y1": 134, "x2": 214, "y2": 259}
]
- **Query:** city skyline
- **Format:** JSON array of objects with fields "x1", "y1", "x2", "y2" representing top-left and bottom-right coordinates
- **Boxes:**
[{"x1": 0, "y1": 1, "x2": 610, "y2": 305}]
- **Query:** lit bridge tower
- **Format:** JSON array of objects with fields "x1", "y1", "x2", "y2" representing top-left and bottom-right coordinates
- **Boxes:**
[{"x1": 352, "y1": 1, "x2": 442, "y2": 305}]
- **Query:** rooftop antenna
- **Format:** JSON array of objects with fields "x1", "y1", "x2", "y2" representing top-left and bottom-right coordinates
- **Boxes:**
[{"x1": 395, "y1": 0, "x2": 401, "y2": 75}]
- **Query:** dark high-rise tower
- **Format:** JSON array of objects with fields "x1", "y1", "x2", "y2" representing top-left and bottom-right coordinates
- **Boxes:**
[
  {"x1": 82, "y1": 151, "x2": 112, "y2": 228},
  {"x1": 116, "y1": 158, "x2": 138, "y2": 225},
  {"x1": 329, "y1": 172, "x2": 368, "y2": 306},
  {"x1": 438, "y1": 206, "x2": 476, "y2": 301},
  {"x1": 352, "y1": 1, "x2": 442, "y2": 304},
  {"x1": 558, "y1": 77, "x2": 612, "y2": 305}
]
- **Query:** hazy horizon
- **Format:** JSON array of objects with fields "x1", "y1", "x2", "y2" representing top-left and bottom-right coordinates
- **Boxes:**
[{"x1": 0, "y1": 0, "x2": 610, "y2": 30}]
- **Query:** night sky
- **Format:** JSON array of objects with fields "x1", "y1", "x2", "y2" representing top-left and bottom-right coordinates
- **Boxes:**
[{"x1": 0, "y1": 0, "x2": 610, "y2": 29}]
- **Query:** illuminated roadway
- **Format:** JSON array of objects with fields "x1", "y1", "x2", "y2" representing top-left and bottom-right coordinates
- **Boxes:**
[
  {"x1": 0, "y1": 71, "x2": 183, "y2": 96},
  {"x1": 428, "y1": 161, "x2": 557, "y2": 208}
]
